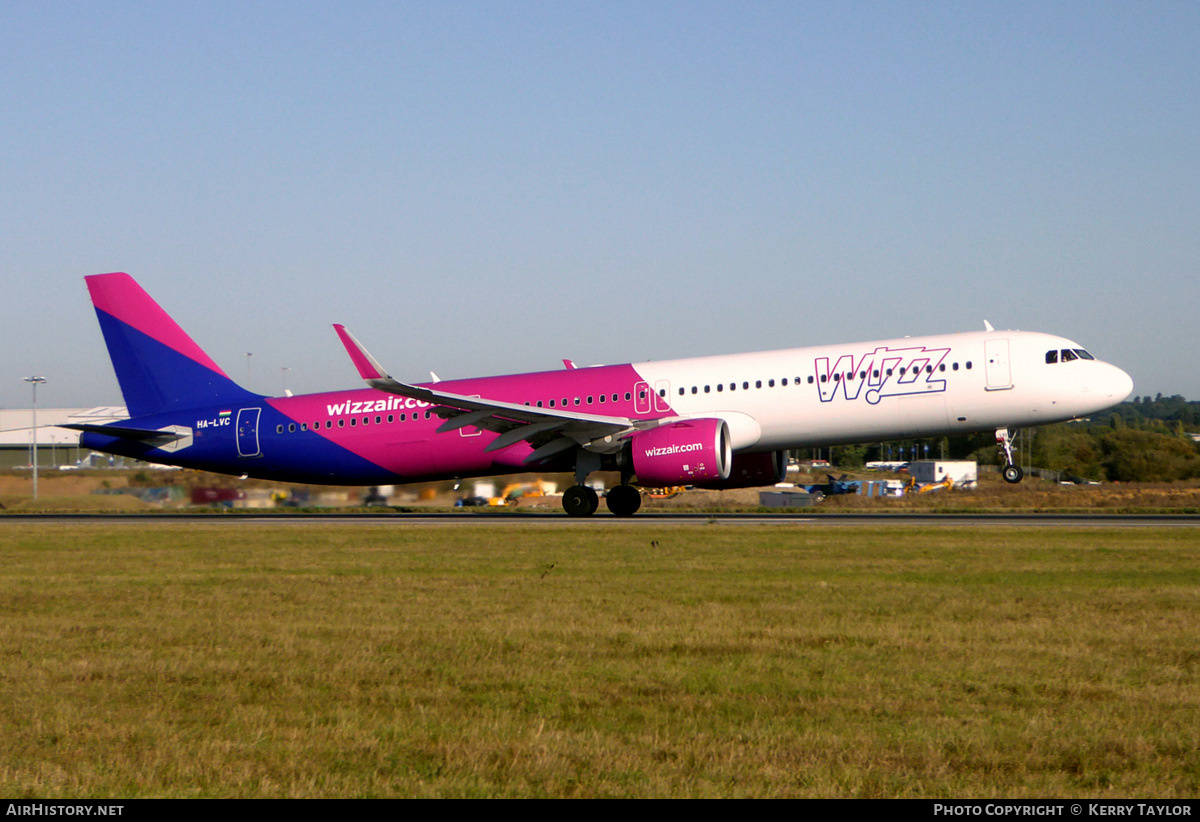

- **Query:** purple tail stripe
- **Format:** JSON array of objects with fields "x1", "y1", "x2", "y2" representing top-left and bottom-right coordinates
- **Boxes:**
[{"x1": 86, "y1": 272, "x2": 230, "y2": 378}]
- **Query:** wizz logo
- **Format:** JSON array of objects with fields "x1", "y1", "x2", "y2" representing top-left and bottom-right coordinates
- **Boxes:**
[{"x1": 815, "y1": 345, "x2": 950, "y2": 405}]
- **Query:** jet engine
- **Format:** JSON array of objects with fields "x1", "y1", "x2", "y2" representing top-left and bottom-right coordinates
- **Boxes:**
[
  {"x1": 693, "y1": 450, "x2": 787, "y2": 490},
  {"x1": 629, "y1": 418, "x2": 732, "y2": 487}
]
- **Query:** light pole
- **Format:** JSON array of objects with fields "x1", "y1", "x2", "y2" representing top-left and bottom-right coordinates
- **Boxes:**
[{"x1": 23, "y1": 376, "x2": 46, "y2": 501}]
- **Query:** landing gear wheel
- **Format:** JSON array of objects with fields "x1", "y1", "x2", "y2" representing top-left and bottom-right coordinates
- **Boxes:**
[
  {"x1": 562, "y1": 485, "x2": 600, "y2": 517},
  {"x1": 995, "y1": 428, "x2": 1023, "y2": 485},
  {"x1": 605, "y1": 484, "x2": 642, "y2": 517}
]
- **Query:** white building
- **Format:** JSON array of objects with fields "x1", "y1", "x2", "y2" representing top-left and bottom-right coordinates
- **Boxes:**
[
  {"x1": 907, "y1": 460, "x2": 978, "y2": 487},
  {"x1": 0, "y1": 407, "x2": 127, "y2": 469}
]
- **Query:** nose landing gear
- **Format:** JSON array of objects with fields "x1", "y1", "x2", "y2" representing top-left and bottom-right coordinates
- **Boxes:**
[{"x1": 996, "y1": 428, "x2": 1024, "y2": 483}]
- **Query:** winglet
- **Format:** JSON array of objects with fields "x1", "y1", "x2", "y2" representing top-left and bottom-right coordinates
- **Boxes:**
[{"x1": 332, "y1": 324, "x2": 389, "y2": 381}]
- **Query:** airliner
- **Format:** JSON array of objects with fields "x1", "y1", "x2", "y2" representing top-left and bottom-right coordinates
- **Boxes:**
[{"x1": 69, "y1": 272, "x2": 1134, "y2": 516}]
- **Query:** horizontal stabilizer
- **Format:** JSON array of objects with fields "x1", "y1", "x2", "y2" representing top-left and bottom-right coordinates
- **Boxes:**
[{"x1": 61, "y1": 422, "x2": 187, "y2": 442}]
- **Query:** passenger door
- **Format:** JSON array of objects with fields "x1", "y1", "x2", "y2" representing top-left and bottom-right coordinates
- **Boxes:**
[
  {"x1": 984, "y1": 339, "x2": 1013, "y2": 391},
  {"x1": 236, "y1": 408, "x2": 262, "y2": 457}
]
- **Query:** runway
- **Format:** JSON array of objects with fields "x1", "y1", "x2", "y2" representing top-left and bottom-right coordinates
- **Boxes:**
[{"x1": 5, "y1": 512, "x2": 1200, "y2": 527}]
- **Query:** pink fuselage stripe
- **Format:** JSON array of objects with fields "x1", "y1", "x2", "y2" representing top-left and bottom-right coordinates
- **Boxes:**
[
  {"x1": 86, "y1": 273, "x2": 232, "y2": 378},
  {"x1": 266, "y1": 363, "x2": 671, "y2": 477}
]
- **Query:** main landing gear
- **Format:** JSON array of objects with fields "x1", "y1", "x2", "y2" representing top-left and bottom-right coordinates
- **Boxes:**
[
  {"x1": 561, "y1": 448, "x2": 643, "y2": 517},
  {"x1": 562, "y1": 485, "x2": 600, "y2": 516},
  {"x1": 604, "y1": 483, "x2": 642, "y2": 517},
  {"x1": 996, "y1": 427, "x2": 1024, "y2": 484},
  {"x1": 561, "y1": 482, "x2": 644, "y2": 517}
]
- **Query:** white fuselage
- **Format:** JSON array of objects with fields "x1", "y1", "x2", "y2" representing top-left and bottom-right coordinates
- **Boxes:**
[{"x1": 625, "y1": 330, "x2": 1133, "y2": 451}]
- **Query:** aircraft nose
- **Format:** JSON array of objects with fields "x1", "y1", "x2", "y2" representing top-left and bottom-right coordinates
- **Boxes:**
[{"x1": 1106, "y1": 364, "x2": 1134, "y2": 403}]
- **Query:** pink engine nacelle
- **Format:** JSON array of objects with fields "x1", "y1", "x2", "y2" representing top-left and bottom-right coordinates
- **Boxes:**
[
  {"x1": 693, "y1": 450, "x2": 787, "y2": 490},
  {"x1": 629, "y1": 418, "x2": 732, "y2": 487}
]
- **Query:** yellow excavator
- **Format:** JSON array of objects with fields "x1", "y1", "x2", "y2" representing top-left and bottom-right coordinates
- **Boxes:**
[{"x1": 490, "y1": 479, "x2": 555, "y2": 506}]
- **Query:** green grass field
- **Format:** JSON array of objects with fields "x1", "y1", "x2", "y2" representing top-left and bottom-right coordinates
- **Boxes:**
[{"x1": 1, "y1": 522, "x2": 1197, "y2": 797}]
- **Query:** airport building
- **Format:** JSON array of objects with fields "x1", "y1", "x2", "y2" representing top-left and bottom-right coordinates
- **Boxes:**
[{"x1": 0, "y1": 407, "x2": 127, "y2": 470}]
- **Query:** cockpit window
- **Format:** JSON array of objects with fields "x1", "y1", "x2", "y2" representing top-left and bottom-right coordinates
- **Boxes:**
[{"x1": 1049, "y1": 348, "x2": 1097, "y2": 364}]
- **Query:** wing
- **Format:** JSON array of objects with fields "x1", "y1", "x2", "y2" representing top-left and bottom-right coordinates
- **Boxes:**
[{"x1": 332, "y1": 325, "x2": 646, "y2": 463}]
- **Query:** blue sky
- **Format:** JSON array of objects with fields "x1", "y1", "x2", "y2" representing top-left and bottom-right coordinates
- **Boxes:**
[{"x1": 3, "y1": 1, "x2": 1197, "y2": 408}]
